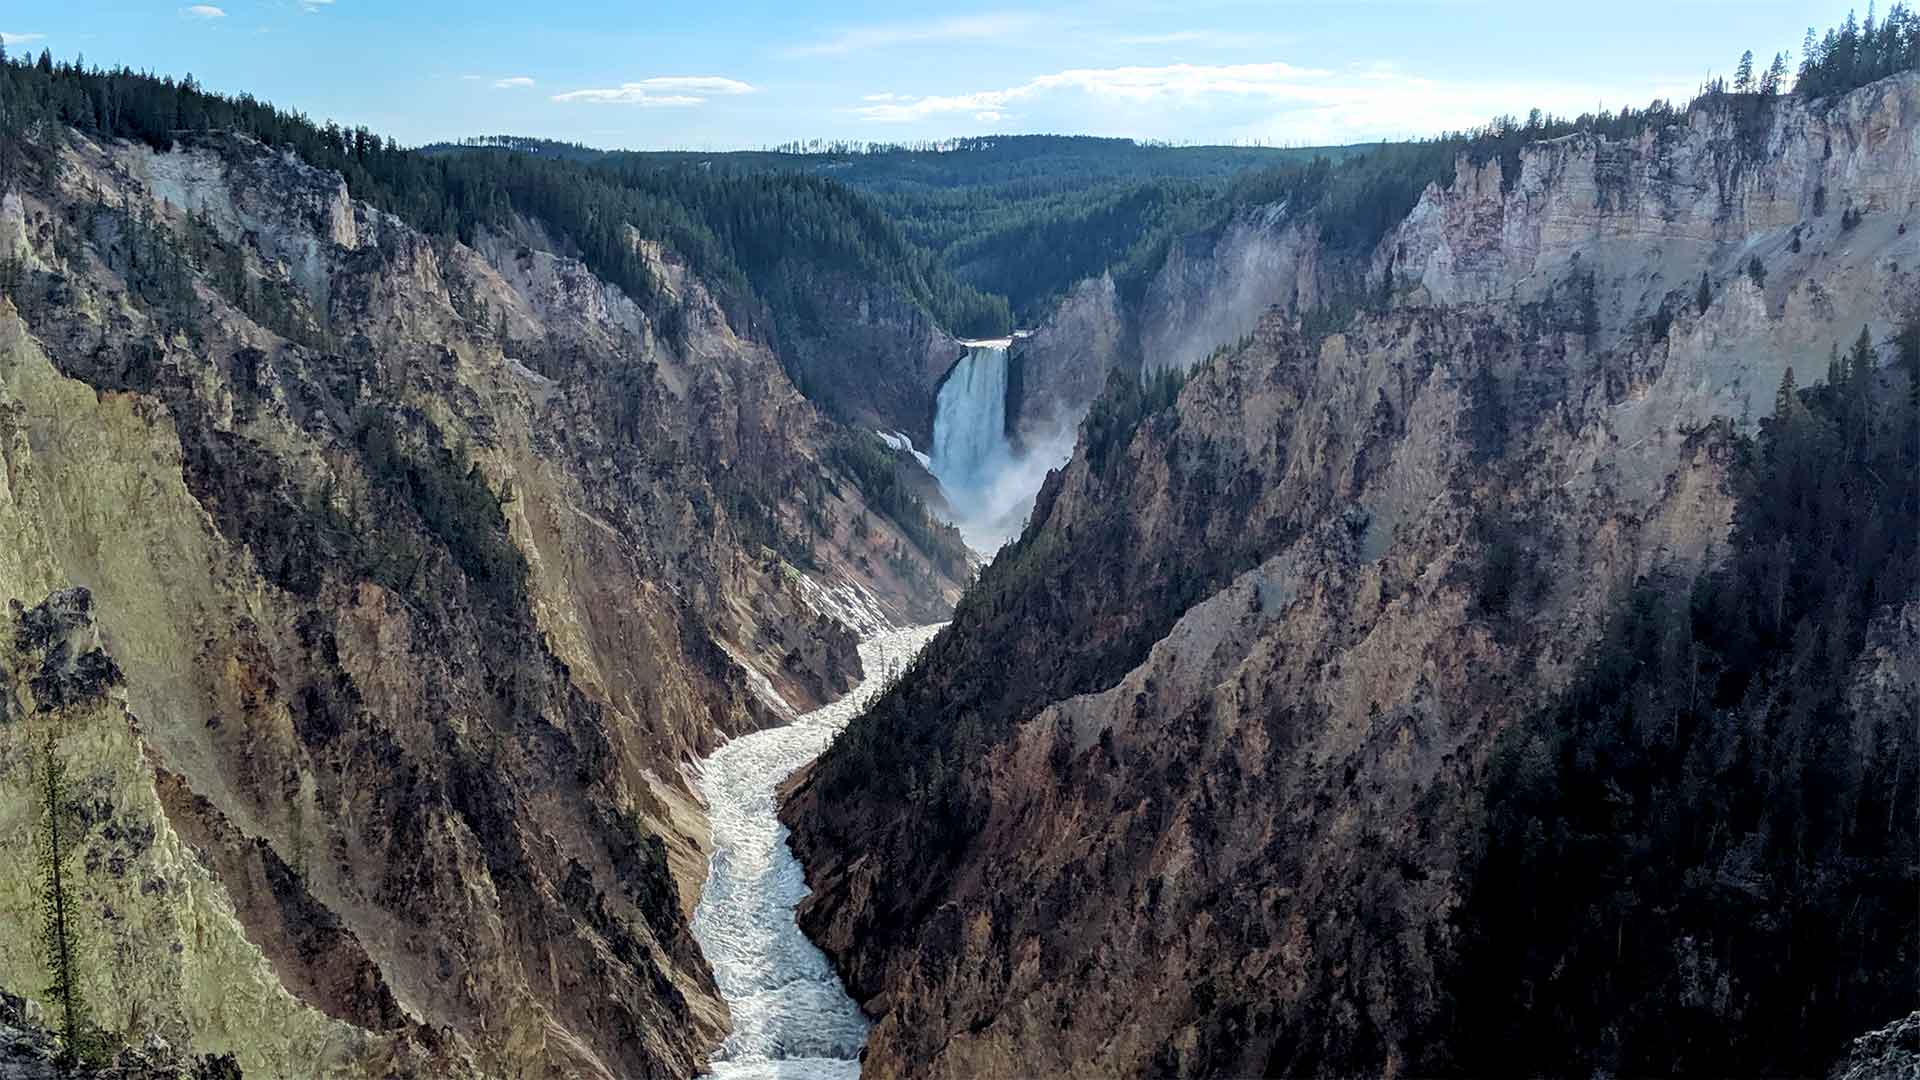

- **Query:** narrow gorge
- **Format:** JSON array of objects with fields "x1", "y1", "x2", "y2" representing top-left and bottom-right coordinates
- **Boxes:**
[
  {"x1": 0, "y1": 111, "x2": 967, "y2": 1078},
  {"x1": 691, "y1": 625, "x2": 940, "y2": 1080},
  {"x1": 0, "y1": 19, "x2": 1915, "y2": 1080}
]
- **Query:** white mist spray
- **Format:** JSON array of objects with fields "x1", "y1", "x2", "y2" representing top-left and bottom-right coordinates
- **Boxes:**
[{"x1": 929, "y1": 339, "x2": 1069, "y2": 552}]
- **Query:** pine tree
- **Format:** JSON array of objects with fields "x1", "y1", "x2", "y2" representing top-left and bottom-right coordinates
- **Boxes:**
[
  {"x1": 1735, "y1": 50, "x2": 1756, "y2": 91},
  {"x1": 1899, "y1": 311, "x2": 1920, "y2": 470},
  {"x1": 37, "y1": 732, "x2": 96, "y2": 1069},
  {"x1": 1845, "y1": 326, "x2": 1878, "y2": 464},
  {"x1": 1762, "y1": 53, "x2": 1788, "y2": 96},
  {"x1": 1850, "y1": 324, "x2": 1877, "y2": 381}
]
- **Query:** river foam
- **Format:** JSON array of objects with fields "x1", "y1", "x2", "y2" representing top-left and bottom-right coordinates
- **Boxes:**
[{"x1": 691, "y1": 625, "x2": 942, "y2": 1079}]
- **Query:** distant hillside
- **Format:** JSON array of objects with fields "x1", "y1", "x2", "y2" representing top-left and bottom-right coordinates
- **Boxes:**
[
  {"x1": 433, "y1": 134, "x2": 1350, "y2": 192},
  {"x1": 441, "y1": 135, "x2": 1364, "y2": 322}
]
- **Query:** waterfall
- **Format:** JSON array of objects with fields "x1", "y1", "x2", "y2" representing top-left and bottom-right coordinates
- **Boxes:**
[
  {"x1": 930, "y1": 341, "x2": 1015, "y2": 500},
  {"x1": 928, "y1": 336, "x2": 1074, "y2": 553},
  {"x1": 930, "y1": 339, "x2": 1041, "y2": 552}
]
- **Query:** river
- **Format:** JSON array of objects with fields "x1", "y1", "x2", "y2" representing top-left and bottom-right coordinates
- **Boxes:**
[{"x1": 690, "y1": 625, "x2": 942, "y2": 1079}]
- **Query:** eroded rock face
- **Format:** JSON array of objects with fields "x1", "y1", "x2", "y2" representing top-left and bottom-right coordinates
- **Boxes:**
[
  {"x1": 0, "y1": 126, "x2": 962, "y2": 1078},
  {"x1": 0, "y1": 986, "x2": 247, "y2": 1080},
  {"x1": 784, "y1": 74, "x2": 1920, "y2": 1079},
  {"x1": 1830, "y1": 1010, "x2": 1920, "y2": 1080},
  {"x1": 1006, "y1": 207, "x2": 1327, "y2": 445},
  {"x1": 791, "y1": 306, "x2": 1740, "y2": 1079},
  {"x1": 1138, "y1": 205, "x2": 1328, "y2": 375},
  {"x1": 1008, "y1": 273, "x2": 1127, "y2": 450},
  {"x1": 0, "y1": 590, "x2": 444, "y2": 1077},
  {"x1": 1387, "y1": 74, "x2": 1920, "y2": 311},
  {"x1": 1006, "y1": 73, "x2": 1920, "y2": 457}
]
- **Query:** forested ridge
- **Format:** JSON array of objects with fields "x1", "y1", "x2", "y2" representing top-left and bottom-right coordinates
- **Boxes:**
[
  {"x1": 509, "y1": 6, "x2": 1920, "y2": 323},
  {"x1": 0, "y1": 44, "x2": 1011, "y2": 350},
  {"x1": 1438, "y1": 323, "x2": 1920, "y2": 1078},
  {"x1": 619, "y1": 137, "x2": 1346, "y2": 323},
  {"x1": 11, "y1": 4, "x2": 1907, "y2": 353},
  {"x1": 439, "y1": 135, "x2": 1346, "y2": 323}
]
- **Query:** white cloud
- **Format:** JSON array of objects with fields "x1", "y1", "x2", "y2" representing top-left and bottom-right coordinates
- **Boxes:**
[
  {"x1": 182, "y1": 4, "x2": 227, "y2": 18},
  {"x1": 460, "y1": 74, "x2": 482, "y2": 81},
  {"x1": 855, "y1": 62, "x2": 1332, "y2": 123},
  {"x1": 552, "y1": 76, "x2": 755, "y2": 106},
  {"x1": 789, "y1": 12, "x2": 1052, "y2": 57},
  {"x1": 0, "y1": 32, "x2": 46, "y2": 46},
  {"x1": 493, "y1": 76, "x2": 536, "y2": 89},
  {"x1": 858, "y1": 61, "x2": 1694, "y2": 145},
  {"x1": 630, "y1": 76, "x2": 755, "y2": 96},
  {"x1": 553, "y1": 88, "x2": 705, "y2": 107}
]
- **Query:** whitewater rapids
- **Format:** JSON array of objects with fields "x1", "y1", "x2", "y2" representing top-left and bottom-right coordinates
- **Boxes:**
[{"x1": 691, "y1": 624, "x2": 942, "y2": 1079}]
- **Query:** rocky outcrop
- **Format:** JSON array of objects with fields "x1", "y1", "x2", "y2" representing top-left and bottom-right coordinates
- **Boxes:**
[
  {"x1": 0, "y1": 125, "x2": 963, "y2": 1078},
  {"x1": 1384, "y1": 71, "x2": 1920, "y2": 427},
  {"x1": 1007, "y1": 273, "x2": 1127, "y2": 449},
  {"x1": 784, "y1": 74, "x2": 1920, "y2": 1079},
  {"x1": 1830, "y1": 1011, "x2": 1920, "y2": 1080},
  {"x1": 1006, "y1": 206, "x2": 1328, "y2": 445},
  {"x1": 1007, "y1": 73, "x2": 1920, "y2": 463},
  {"x1": 1137, "y1": 204, "x2": 1328, "y2": 373},
  {"x1": 1, "y1": 988, "x2": 243, "y2": 1080},
  {"x1": 1387, "y1": 74, "x2": 1920, "y2": 309}
]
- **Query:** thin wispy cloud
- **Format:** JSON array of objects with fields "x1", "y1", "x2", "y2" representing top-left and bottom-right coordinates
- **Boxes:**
[
  {"x1": 299, "y1": 0, "x2": 335, "y2": 9},
  {"x1": 493, "y1": 76, "x2": 536, "y2": 89},
  {"x1": 552, "y1": 76, "x2": 756, "y2": 106},
  {"x1": 855, "y1": 62, "x2": 1333, "y2": 122},
  {"x1": 460, "y1": 74, "x2": 483, "y2": 81},
  {"x1": 789, "y1": 12, "x2": 1054, "y2": 57},
  {"x1": 1108, "y1": 30, "x2": 1293, "y2": 49},
  {"x1": 182, "y1": 5, "x2": 227, "y2": 18},
  {"x1": 632, "y1": 76, "x2": 755, "y2": 95},
  {"x1": 0, "y1": 32, "x2": 46, "y2": 45},
  {"x1": 1111, "y1": 30, "x2": 1215, "y2": 46},
  {"x1": 856, "y1": 60, "x2": 1693, "y2": 144}
]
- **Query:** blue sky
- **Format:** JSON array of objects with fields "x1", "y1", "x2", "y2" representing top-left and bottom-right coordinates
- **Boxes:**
[{"x1": 3, "y1": 1, "x2": 1862, "y2": 150}]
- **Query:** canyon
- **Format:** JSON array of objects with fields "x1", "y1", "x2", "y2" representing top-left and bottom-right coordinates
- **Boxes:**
[
  {"x1": 0, "y1": 44, "x2": 1914, "y2": 1080},
  {"x1": 785, "y1": 70, "x2": 1920, "y2": 1079},
  {"x1": 0, "y1": 124, "x2": 965, "y2": 1078}
]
